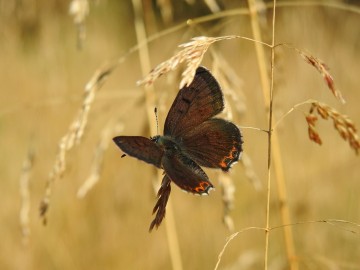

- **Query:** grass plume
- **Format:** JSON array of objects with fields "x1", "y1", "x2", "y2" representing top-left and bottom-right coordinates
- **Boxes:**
[
  {"x1": 137, "y1": 35, "x2": 267, "y2": 89},
  {"x1": 39, "y1": 62, "x2": 116, "y2": 223}
]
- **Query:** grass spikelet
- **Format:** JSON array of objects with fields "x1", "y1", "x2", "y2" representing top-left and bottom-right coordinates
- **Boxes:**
[
  {"x1": 297, "y1": 50, "x2": 346, "y2": 104},
  {"x1": 306, "y1": 102, "x2": 360, "y2": 154},
  {"x1": 19, "y1": 148, "x2": 35, "y2": 245},
  {"x1": 305, "y1": 113, "x2": 322, "y2": 145},
  {"x1": 137, "y1": 36, "x2": 237, "y2": 88}
]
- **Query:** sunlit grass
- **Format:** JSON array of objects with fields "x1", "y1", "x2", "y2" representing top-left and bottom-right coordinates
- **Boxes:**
[{"x1": 1, "y1": 1, "x2": 359, "y2": 269}]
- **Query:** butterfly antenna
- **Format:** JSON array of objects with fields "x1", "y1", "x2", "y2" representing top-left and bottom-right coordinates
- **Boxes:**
[{"x1": 154, "y1": 107, "x2": 159, "y2": 135}]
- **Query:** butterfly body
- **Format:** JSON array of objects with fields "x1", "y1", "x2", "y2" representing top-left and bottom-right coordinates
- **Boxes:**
[{"x1": 113, "y1": 66, "x2": 243, "y2": 230}]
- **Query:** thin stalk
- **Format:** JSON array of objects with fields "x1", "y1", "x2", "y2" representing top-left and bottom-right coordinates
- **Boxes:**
[
  {"x1": 247, "y1": 0, "x2": 298, "y2": 269},
  {"x1": 132, "y1": 1, "x2": 183, "y2": 270},
  {"x1": 247, "y1": 0, "x2": 270, "y2": 106},
  {"x1": 264, "y1": 0, "x2": 276, "y2": 268}
]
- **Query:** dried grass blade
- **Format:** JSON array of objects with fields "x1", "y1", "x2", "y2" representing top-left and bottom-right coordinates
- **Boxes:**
[{"x1": 69, "y1": 0, "x2": 89, "y2": 50}]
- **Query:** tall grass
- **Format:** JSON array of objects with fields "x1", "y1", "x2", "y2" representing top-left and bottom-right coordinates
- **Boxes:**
[{"x1": 1, "y1": 1, "x2": 360, "y2": 269}]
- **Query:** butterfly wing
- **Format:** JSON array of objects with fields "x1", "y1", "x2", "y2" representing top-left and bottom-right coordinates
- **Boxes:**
[
  {"x1": 180, "y1": 118, "x2": 243, "y2": 171},
  {"x1": 164, "y1": 66, "x2": 224, "y2": 137},
  {"x1": 113, "y1": 136, "x2": 164, "y2": 168},
  {"x1": 162, "y1": 149, "x2": 214, "y2": 194}
]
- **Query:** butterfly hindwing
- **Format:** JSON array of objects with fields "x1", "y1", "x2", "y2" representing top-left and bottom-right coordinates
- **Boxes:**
[
  {"x1": 164, "y1": 66, "x2": 224, "y2": 137},
  {"x1": 162, "y1": 149, "x2": 214, "y2": 195},
  {"x1": 113, "y1": 136, "x2": 164, "y2": 168},
  {"x1": 180, "y1": 118, "x2": 243, "y2": 171}
]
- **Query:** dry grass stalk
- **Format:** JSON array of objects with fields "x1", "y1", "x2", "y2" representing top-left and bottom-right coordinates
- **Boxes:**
[
  {"x1": 246, "y1": 1, "x2": 298, "y2": 269},
  {"x1": 132, "y1": 0, "x2": 183, "y2": 268},
  {"x1": 214, "y1": 231, "x2": 240, "y2": 270},
  {"x1": 19, "y1": 148, "x2": 35, "y2": 245},
  {"x1": 240, "y1": 152, "x2": 263, "y2": 191},
  {"x1": 77, "y1": 122, "x2": 123, "y2": 198},
  {"x1": 293, "y1": 48, "x2": 346, "y2": 104},
  {"x1": 270, "y1": 219, "x2": 360, "y2": 235},
  {"x1": 203, "y1": 0, "x2": 221, "y2": 13},
  {"x1": 263, "y1": 1, "x2": 280, "y2": 269},
  {"x1": 69, "y1": 0, "x2": 89, "y2": 49},
  {"x1": 214, "y1": 227, "x2": 265, "y2": 270},
  {"x1": 211, "y1": 58, "x2": 247, "y2": 230},
  {"x1": 39, "y1": 130, "x2": 73, "y2": 223},
  {"x1": 156, "y1": 0, "x2": 173, "y2": 24},
  {"x1": 306, "y1": 102, "x2": 360, "y2": 154},
  {"x1": 137, "y1": 36, "x2": 238, "y2": 88},
  {"x1": 40, "y1": 63, "x2": 115, "y2": 222},
  {"x1": 211, "y1": 55, "x2": 247, "y2": 116},
  {"x1": 219, "y1": 173, "x2": 235, "y2": 232},
  {"x1": 215, "y1": 218, "x2": 360, "y2": 269}
]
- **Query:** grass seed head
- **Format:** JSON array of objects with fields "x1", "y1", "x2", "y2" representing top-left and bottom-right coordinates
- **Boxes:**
[
  {"x1": 298, "y1": 51, "x2": 345, "y2": 104},
  {"x1": 306, "y1": 102, "x2": 360, "y2": 154},
  {"x1": 137, "y1": 36, "x2": 238, "y2": 88}
]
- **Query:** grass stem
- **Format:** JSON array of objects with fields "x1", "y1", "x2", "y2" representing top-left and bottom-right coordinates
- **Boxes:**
[
  {"x1": 132, "y1": 1, "x2": 183, "y2": 269},
  {"x1": 247, "y1": 0, "x2": 298, "y2": 269}
]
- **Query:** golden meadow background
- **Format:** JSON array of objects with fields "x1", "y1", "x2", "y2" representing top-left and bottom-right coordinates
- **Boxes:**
[{"x1": 1, "y1": 0, "x2": 359, "y2": 269}]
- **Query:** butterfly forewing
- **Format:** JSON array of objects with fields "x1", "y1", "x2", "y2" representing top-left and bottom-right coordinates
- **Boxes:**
[
  {"x1": 113, "y1": 136, "x2": 164, "y2": 168},
  {"x1": 162, "y1": 150, "x2": 214, "y2": 195},
  {"x1": 164, "y1": 66, "x2": 224, "y2": 137},
  {"x1": 180, "y1": 118, "x2": 243, "y2": 171}
]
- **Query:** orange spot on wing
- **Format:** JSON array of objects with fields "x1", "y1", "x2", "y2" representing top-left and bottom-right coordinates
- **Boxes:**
[
  {"x1": 220, "y1": 145, "x2": 239, "y2": 169},
  {"x1": 194, "y1": 181, "x2": 210, "y2": 193}
]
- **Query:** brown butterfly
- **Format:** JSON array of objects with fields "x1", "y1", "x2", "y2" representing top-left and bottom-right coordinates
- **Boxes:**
[{"x1": 113, "y1": 66, "x2": 243, "y2": 231}]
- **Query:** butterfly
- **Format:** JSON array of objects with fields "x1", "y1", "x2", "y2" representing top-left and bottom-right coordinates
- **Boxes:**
[{"x1": 113, "y1": 66, "x2": 243, "y2": 231}]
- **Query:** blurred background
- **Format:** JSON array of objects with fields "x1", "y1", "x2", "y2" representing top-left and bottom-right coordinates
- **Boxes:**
[{"x1": 1, "y1": 0, "x2": 359, "y2": 269}]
